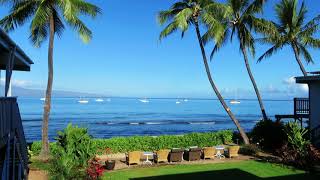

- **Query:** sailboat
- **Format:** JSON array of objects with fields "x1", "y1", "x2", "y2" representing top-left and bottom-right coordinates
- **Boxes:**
[
  {"x1": 95, "y1": 98, "x2": 104, "y2": 102},
  {"x1": 78, "y1": 97, "x2": 89, "y2": 104},
  {"x1": 139, "y1": 98, "x2": 149, "y2": 103},
  {"x1": 230, "y1": 89, "x2": 241, "y2": 104},
  {"x1": 230, "y1": 99, "x2": 241, "y2": 104}
]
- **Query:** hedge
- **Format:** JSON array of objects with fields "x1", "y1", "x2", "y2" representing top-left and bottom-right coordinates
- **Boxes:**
[{"x1": 31, "y1": 130, "x2": 233, "y2": 155}]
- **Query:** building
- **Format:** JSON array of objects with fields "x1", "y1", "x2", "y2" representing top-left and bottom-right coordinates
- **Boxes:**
[
  {"x1": 296, "y1": 73, "x2": 320, "y2": 148},
  {"x1": 0, "y1": 28, "x2": 34, "y2": 179}
]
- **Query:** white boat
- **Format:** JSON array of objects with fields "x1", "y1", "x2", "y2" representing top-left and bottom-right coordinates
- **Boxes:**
[
  {"x1": 95, "y1": 98, "x2": 104, "y2": 102},
  {"x1": 183, "y1": 99, "x2": 188, "y2": 102},
  {"x1": 139, "y1": 98, "x2": 149, "y2": 103},
  {"x1": 176, "y1": 101, "x2": 181, "y2": 104},
  {"x1": 40, "y1": 98, "x2": 46, "y2": 101},
  {"x1": 230, "y1": 100, "x2": 241, "y2": 104},
  {"x1": 78, "y1": 97, "x2": 89, "y2": 104},
  {"x1": 230, "y1": 89, "x2": 241, "y2": 104}
]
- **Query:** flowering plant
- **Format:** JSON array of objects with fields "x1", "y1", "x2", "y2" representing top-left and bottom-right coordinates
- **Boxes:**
[{"x1": 86, "y1": 158, "x2": 104, "y2": 180}]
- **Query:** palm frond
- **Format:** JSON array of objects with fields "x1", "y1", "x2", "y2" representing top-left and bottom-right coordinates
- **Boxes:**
[
  {"x1": 65, "y1": 15, "x2": 92, "y2": 43},
  {"x1": 243, "y1": 0, "x2": 265, "y2": 16},
  {"x1": 52, "y1": 8, "x2": 65, "y2": 38},
  {"x1": 257, "y1": 45, "x2": 282, "y2": 62},
  {"x1": 297, "y1": 42, "x2": 314, "y2": 64},
  {"x1": 209, "y1": 29, "x2": 229, "y2": 60},
  {"x1": 0, "y1": 0, "x2": 37, "y2": 32},
  {"x1": 301, "y1": 37, "x2": 320, "y2": 48},
  {"x1": 299, "y1": 14, "x2": 320, "y2": 37},
  {"x1": 296, "y1": 1, "x2": 307, "y2": 28},
  {"x1": 30, "y1": 1, "x2": 52, "y2": 47},
  {"x1": 158, "y1": 1, "x2": 189, "y2": 25},
  {"x1": 252, "y1": 17, "x2": 279, "y2": 38},
  {"x1": 159, "y1": 22, "x2": 178, "y2": 40},
  {"x1": 61, "y1": 0, "x2": 101, "y2": 18}
]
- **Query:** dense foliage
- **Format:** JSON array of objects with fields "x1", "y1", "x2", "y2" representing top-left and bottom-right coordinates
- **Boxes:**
[
  {"x1": 49, "y1": 124, "x2": 97, "y2": 179},
  {"x1": 94, "y1": 130, "x2": 233, "y2": 153},
  {"x1": 277, "y1": 122, "x2": 320, "y2": 171},
  {"x1": 250, "y1": 119, "x2": 287, "y2": 151},
  {"x1": 31, "y1": 130, "x2": 233, "y2": 155},
  {"x1": 239, "y1": 144, "x2": 261, "y2": 156}
]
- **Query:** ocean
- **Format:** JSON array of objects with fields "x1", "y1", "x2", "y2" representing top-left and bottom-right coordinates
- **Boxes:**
[{"x1": 18, "y1": 97, "x2": 294, "y2": 142}]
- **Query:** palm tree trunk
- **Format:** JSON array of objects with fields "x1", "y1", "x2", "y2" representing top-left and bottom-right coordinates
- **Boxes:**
[
  {"x1": 40, "y1": 15, "x2": 55, "y2": 160},
  {"x1": 240, "y1": 44, "x2": 268, "y2": 120},
  {"x1": 292, "y1": 43, "x2": 308, "y2": 76},
  {"x1": 194, "y1": 21, "x2": 249, "y2": 144}
]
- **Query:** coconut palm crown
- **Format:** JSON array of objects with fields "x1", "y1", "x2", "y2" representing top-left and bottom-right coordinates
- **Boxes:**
[
  {"x1": 158, "y1": 0, "x2": 250, "y2": 144},
  {"x1": 257, "y1": 0, "x2": 320, "y2": 76},
  {"x1": 0, "y1": 0, "x2": 101, "y2": 46},
  {"x1": 204, "y1": 0, "x2": 274, "y2": 120},
  {"x1": 0, "y1": 0, "x2": 101, "y2": 159}
]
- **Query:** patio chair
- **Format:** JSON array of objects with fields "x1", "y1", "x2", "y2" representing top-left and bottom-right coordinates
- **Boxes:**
[
  {"x1": 154, "y1": 149, "x2": 170, "y2": 164},
  {"x1": 169, "y1": 148, "x2": 184, "y2": 162},
  {"x1": 126, "y1": 151, "x2": 141, "y2": 166},
  {"x1": 184, "y1": 147, "x2": 202, "y2": 161},
  {"x1": 225, "y1": 145, "x2": 240, "y2": 158},
  {"x1": 203, "y1": 147, "x2": 216, "y2": 160}
]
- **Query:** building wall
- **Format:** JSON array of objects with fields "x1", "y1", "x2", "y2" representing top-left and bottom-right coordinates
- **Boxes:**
[{"x1": 309, "y1": 83, "x2": 320, "y2": 147}]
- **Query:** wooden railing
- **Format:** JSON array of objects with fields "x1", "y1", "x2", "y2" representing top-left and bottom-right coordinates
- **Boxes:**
[
  {"x1": 0, "y1": 97, "x2": 29, "y2": 179},
  {"x1": 294, "y1": 98, "x2": 310, "y2": 115}
]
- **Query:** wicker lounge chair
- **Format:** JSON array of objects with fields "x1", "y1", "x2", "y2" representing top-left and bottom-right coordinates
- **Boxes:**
[
  {"x1": 226, "y1": 145, "x2": 240, "y2": 158},
  {"x1": 169, "y1": 148, "x2": 184, "y2": 162},
  {"x1": 126, "y1": 151, "x2": 141, "y2": 166},
  {"x1": 184, "y1": 147, "x2": 202, "y2": 161},
  {"x1": 154, "y1": 149, "x2": 170, "y2": 164},
  {"x1": 203, "y1": 147, "x2": 216, "y2": 159}
]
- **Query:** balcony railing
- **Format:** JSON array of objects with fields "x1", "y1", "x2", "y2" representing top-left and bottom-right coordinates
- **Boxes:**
[{"x1": 0, "y1": 97, "x2": 29, "y2": 179}]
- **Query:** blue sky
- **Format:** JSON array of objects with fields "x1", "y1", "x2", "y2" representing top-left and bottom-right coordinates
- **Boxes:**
[{"x1": 0, "y1": 0, "x2": 319, "y2": 99}]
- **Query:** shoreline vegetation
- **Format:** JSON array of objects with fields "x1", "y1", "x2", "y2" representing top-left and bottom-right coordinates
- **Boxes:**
[{"x1": 30, "y1": 130, "x2": 233, "y2": 155}]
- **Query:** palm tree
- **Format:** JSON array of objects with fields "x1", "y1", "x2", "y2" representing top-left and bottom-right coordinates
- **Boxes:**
[
  {"x1": 0, "y1": 0, "x2": 101, "y2": 159},
  {"x1": 204, "y1": 0, "x2": 270, "y2": 120},
  {"x1": 158, "y1": 0, "x2": 250, "y2": 144},
  {"x1": 257, "y1": 0, "x2": 320, "y2": 76}
]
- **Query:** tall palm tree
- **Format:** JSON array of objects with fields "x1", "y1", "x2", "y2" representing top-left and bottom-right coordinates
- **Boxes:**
[
  {"x1": 0, "y1": 0, "x2": 101, "y2": 159},
  {"x1": 257, "y1": 0, "x2": 320, "y2": 76},
  {"x1": 204, "y1": 0, "x2": 270, "y2": 120},
  {"x1": 158, "y1": 0, "x2": 250, "y2": 144}
]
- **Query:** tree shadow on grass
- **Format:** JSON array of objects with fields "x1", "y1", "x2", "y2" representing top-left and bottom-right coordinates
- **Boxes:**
[{"x1": 130, "y1": 169, "x2": 319, "y2": 180}]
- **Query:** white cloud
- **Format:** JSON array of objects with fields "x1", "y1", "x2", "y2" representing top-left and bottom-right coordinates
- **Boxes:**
[
  {"x1": 282, "y1": 76, "x2": 308, "y2": 94},
  {"x1": 0, "y1": 78, "x2": 33, "y2": 88}
]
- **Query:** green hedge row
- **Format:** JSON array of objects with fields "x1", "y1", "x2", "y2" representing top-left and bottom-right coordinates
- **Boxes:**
[{"x1": 31, "y1": 130, "x2": 233, "y2": 155}]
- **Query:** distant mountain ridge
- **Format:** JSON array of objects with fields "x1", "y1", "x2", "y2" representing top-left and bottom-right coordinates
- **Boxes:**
[{"x1": 0, "y1": 85, "x2": 101, "y2": 97}]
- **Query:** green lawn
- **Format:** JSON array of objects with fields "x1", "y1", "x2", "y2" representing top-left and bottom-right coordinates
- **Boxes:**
[{"x1": 103, "y1": 160, "x2": 319, "y2": 180}]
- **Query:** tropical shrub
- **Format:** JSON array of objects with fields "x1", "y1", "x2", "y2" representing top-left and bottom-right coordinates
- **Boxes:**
[
  {"x1": 30, "y1": 141, "x2": 58, "y2": 156},
  {"x1": 285, "y1": 122, "x2": 309, "y2": 153},
  {"x1": 31, "y1": 130, "x2": 233, "y2": 155},
  {"x1": 49, "y1": 124, "x2": 97, "y2": 179},
  {"x1": 239, "y1": 144, "x2": 261, "y2": 156},
  {"x1": 250, "y1": 119, "x2": 286, "y2": 151},
  {"x1": 93, "y1": 130, "x2": 233, "y2": 153},
  {"x1": 49, "y1": 146, "x2": 86, "y2": 179},
  {"x1": 277, "y1": 122, "x2": 320, "y2": 171}
]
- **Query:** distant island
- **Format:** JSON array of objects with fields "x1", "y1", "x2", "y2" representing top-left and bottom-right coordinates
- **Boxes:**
[{"x1": 0, "y1": 85, "x2": 101, "y2": 98}]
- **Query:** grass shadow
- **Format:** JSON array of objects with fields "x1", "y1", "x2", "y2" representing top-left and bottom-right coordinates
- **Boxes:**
[{"x1": 130, "y1": 168, "x2": 319, "y2": 180}]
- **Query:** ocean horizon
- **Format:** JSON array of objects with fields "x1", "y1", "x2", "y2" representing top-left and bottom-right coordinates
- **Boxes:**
[{"x1": 18, "y1": 97, "x2": 296, "y2": 142}]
